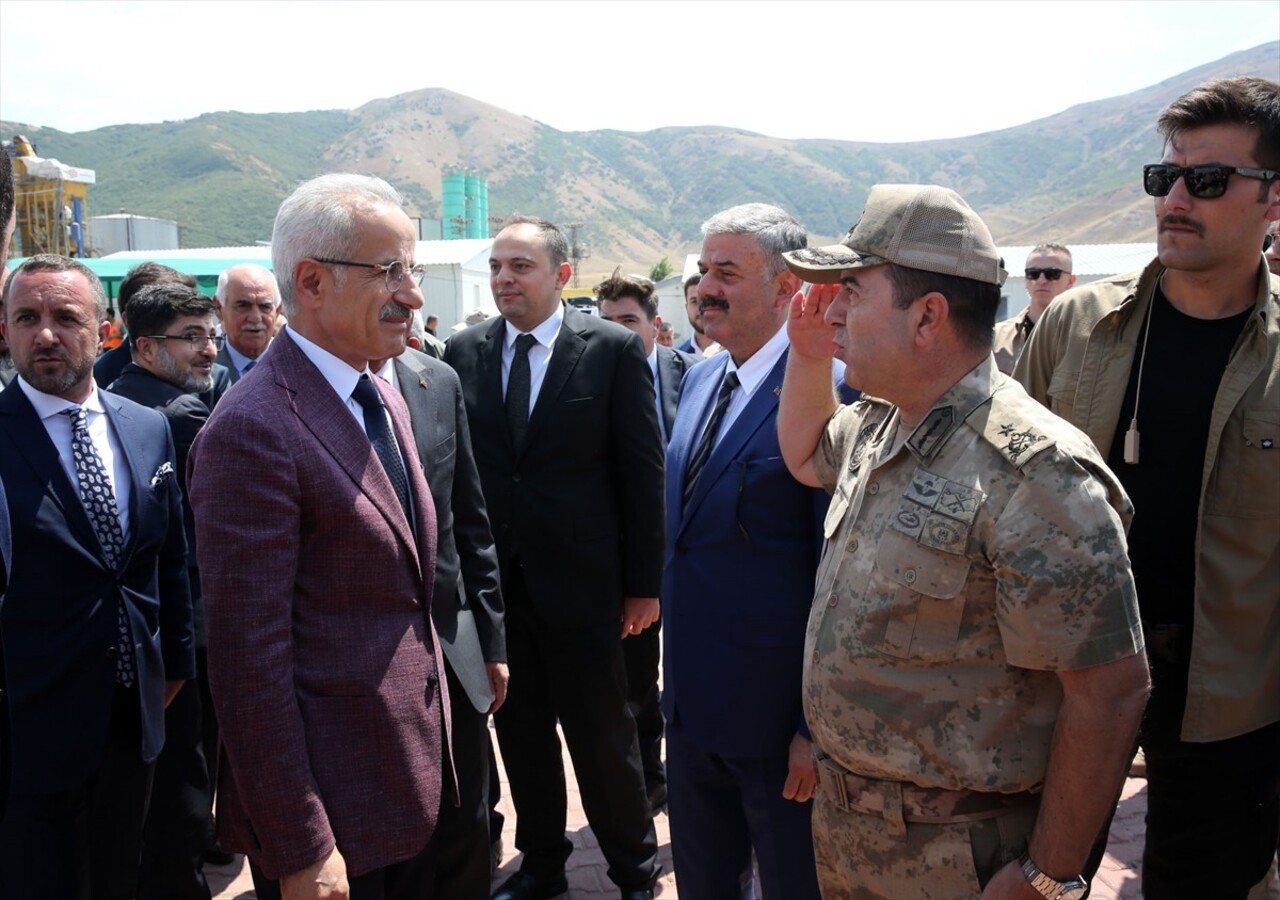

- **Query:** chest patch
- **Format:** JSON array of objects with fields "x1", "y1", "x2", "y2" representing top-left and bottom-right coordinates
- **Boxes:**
[{"x1": 892, "y1": 469, "x2": 986, "y2": 555}]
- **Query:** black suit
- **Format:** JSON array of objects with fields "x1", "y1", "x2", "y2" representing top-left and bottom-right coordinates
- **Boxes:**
[
  {"x1": 444, "y1": 307, "x2": 664, "y2": 889},
  {"x1": 108, "y1": 363, "x2": 215, "y2": 900},
  {"x1": 389, "y1": 348, "x2": 504, "y2": 898},
  {"x1": 98, "y1": 343, "x2": 231, "y2": 412},
  {"x1": 0, "y1": 382, "x2": 194, "y2": 900},
  {"x1": 626, "y1": 343, "x2": 701, "y2": 801},
  {"x1": 655, "y1": 345, "x2": 700, "y2": 438}
]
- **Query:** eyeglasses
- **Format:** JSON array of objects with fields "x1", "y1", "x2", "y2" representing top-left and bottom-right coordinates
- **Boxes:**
[
  {"x1": 1025, "y1": 268, "x2": 1068, "y2": 281},
  {"x1": 1143, "y1": 164, "x2": 1280, "y2": 200},
  {"x1": 313, "y1": 258, "x2": 427, "y2": 292},
  {"x1": 143, "y1": 334, "x2": 224, "y2": 349}
]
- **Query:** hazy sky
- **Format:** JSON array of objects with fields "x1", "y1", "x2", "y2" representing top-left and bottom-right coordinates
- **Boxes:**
[{"x1": 1, "y1": 0, "x2": 1276, "y2": 142}]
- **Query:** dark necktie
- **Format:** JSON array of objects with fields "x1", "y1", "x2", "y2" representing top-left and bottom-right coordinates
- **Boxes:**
[
  {"x1": 683, "y1": 370, "x2": 739, "y2": 508},
  {"x1": 242, "y1": 359, "x2": 256, "y2": 375},
  {"x1": 352, "y1": 376, "x2": 412, "y2": 525},
  {"x1": 64, "y1": 406, "x2": 136, "y2": 688},
  {"x1": 506, "y1": 333, "x2": 537, "y2": 452}
]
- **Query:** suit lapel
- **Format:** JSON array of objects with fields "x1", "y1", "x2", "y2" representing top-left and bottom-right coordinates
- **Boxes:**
[
  {"x1": 657, "y1": 347, "x2": 682, "y2": 435},
  {"x1": 521, "y1": 310, "x2": 586, "y2": 458},
  {"x1": 100, "y1": 393, "x2": 150, "y2": 565},
  {"x1": 393, "y1": 355, "x2": 436, "y2": 457},
  {"x1": 682, "y1": 350, "x2": 789, "y2": 524},
  {"x1": 667, "y1": 355, "x2": 726, "y2": 532},
  {"x1": 272, "y1": 332, "x2": 420, "y2": 560},
  {"x1": 0, "y1": 386, "x2": 111, "y2": 567}
]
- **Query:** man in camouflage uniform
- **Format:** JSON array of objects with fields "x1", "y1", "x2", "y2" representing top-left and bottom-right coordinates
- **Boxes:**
[{"x1": 777, "y1": 184, "x2": 1150, "y2": 899}]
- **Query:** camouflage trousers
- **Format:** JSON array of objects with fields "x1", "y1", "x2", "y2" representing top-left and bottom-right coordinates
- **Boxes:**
[{"x1": 812, "y1": 779, "x2": 1039, "y2": 899}]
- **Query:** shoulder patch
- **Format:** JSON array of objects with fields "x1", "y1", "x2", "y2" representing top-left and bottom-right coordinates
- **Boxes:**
[{"x1": 982, "y1": 418, "x2": 1055, "y2": 468}]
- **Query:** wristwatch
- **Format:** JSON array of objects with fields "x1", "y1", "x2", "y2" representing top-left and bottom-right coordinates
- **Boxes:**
[{"x1": 1018, "y1": 852, "x2": 1088, "y2": 900}]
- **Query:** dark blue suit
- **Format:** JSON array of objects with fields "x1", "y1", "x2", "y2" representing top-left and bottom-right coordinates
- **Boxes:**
[
  {"x1": 0, "y1": 382, "x2": 194, "y2": 898},
  {"x1": 661, "y1": 348, "x2": 825, "y2": 899}
]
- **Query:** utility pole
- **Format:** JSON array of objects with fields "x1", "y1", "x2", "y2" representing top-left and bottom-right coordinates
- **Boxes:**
[{"x1": 563, "y1": 222, "x2": 589, "y2": 287}]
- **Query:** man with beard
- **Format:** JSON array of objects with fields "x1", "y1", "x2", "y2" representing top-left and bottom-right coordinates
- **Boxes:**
[
  {"x1": 0, "y1": 254, "x2": 194, "y2": 899},
  {"x1": 675, "y1": 273, "x2": 721, "y2": 357},
  {"x1": 107, "y1": 282, "x2": 220, "y2": 900}
]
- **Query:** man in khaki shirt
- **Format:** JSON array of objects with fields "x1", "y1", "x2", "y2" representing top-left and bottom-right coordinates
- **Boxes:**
[
  {"x1": 779, "y1": 183, "x2": 1149, "y2": 900},
  {"x1": 1015, "y1": 76, "x2": 1280, "y2": 899},
  {"x1": 992, "y1": 243, "x2": 1076, "y2": 374}
]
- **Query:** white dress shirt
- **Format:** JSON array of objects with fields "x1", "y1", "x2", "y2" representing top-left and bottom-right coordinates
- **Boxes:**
[
  {"x1": 19, "y1": 376, "x2": 132, "y2": 540},
  {"x1": 502, "y1": 303, "x2": 564, "y2": 415},
  {"x1": 701, "y1": 323, "x2": 791, "y2": 450}
]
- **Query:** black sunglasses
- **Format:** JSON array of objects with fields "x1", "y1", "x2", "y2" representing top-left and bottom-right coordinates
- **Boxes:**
[
  {"x1": 1025, "y1": 268, "x2": 1067, "y2": 281},
  {"x1": 1143, "y1": 163, "x2": 1280, "y2": 200}
]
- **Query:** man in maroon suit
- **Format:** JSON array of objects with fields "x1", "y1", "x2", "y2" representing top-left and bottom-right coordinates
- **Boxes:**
[{"x1": 188, "y1": 173, "x2": 449, "y2": 900}]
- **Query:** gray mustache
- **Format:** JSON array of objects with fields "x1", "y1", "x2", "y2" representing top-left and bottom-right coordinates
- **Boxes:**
[{"x1": 379, "y1": 302, "x2": 414, "y2": 321}]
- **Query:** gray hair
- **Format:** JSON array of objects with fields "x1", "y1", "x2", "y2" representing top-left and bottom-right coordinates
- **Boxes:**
[
  {"x1": 701, "y1": 203, "x2": 807, "y2": 278},
  {"x1": 272, "y1": 174, "x2": 403, "y2": 316},
  {"x1": 216, "y1": 263, "x2": 280, "y2": 305}
]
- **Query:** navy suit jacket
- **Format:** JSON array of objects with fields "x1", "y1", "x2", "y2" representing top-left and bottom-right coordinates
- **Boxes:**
[
  {"x1": 661, "y1": 349, "x2": 828, "y2": 758},
  {"x1": 393, "y1": 349, "x2": 504, "y2": 714},
  {"x1": 0, "y1": 478, "x2": 10, "y2": 814},
  {"x1": 0, "y1": 383, "x2": 194, "y2": 793}
]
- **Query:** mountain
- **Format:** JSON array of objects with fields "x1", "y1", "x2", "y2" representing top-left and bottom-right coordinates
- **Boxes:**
[{"x1": 3, "y1": 42, "x2": 1275, "y2": 277}]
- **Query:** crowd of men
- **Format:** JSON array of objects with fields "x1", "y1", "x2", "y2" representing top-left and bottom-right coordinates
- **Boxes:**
[{"x1": 0, "y1": 75, "x2": 1275, "y2": 900}]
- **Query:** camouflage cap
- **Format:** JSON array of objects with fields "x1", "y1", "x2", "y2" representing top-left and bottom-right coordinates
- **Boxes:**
[{"x1": 783, "y1": 184, "x2": 1008, "y2": 286}]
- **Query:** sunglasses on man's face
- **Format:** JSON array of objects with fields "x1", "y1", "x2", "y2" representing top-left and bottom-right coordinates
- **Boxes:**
[
  {"x1": 1143, "y1": 163, "x2": 1280, "y2": 200},
  {"x1": 1025, "y1": 268, "x2": 1067, "y2": 281}
]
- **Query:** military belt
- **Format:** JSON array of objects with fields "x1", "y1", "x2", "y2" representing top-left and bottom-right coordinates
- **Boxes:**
[{"x1": 815, "y1": 754, "x2": 1039, "y2": 840}]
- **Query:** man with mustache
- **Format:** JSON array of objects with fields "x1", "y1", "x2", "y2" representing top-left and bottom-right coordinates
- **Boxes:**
[
  {"x1": 1016, "y1": 76, "x2": 1280, "y2": 898},
  {"x1": 661, "y1": 204, "x2": 830, "y2": 899},
  {"x1": 214, "y1": 263, "x2": 280, "y2": 381},
  {"x1": 189, "y1": 174, "x2": 448, "y2": 900},
  {"x1": 107, "y1": 282, "x2": 220, "y2": 900}
]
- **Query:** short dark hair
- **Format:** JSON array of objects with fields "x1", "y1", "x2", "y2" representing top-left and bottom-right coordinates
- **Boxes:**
[
  {"x1": 883, "y1": 263, "x2": 1000, "y2": 353},
  {"x1": 1158, "y1": 76, "x2": 1280, "y2": 173},
  {"x1": 500, "y1": 215, "x2": 570, "y2": 268},
  {"x1": 2, "y1": 253, "x2": 108, "y2": 322},
  {"x1": 119, "y1": 262, "x2": 197, "y2": 316},
  {"x1": 126, "y1": 283, "x2": 217, "y2": 352},
  {"x1": 683, "y1": 273, "x2": 701, "y2": 295},
  {"x1": 595, "y1": 268, "x2": 658, "y2": 320}
]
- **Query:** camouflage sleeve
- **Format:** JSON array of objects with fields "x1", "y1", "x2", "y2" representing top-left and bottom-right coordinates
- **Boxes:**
[
  {"x1": 992, "y1": 446, "x2": 1143, "y2": 671},
  {"x1": 813, "y1": 403, "x2": 867, "y2": 493}
]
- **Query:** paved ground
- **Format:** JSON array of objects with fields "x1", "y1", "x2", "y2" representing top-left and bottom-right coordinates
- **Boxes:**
[{"x1": 206, "y1": 728, "x2": 1280, "y2": 899}]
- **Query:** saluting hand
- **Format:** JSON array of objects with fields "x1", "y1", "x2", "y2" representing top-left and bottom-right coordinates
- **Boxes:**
[{"x1": 786, "y1": 283, "x2": 841, "y2": 362}]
